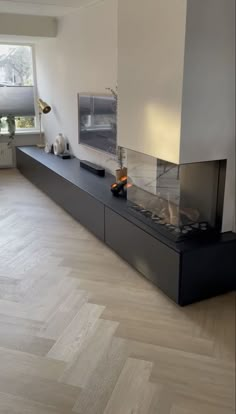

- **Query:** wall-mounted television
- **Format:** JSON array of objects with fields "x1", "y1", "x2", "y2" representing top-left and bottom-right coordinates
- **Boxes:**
[{"x1": 78, "y1": 94, "x2": 117, "y2": 155}]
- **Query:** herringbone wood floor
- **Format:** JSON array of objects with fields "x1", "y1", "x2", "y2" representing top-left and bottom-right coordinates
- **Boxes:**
[{"x1": 0, "y1": 168, "x2": 235, "y2": 414}]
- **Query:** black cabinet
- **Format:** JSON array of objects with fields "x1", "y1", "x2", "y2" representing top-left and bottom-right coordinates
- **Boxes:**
[
  {"x1": 17, "y1": 149, "x2": 105, "y2": 241},
  {"x1": 180, "y1": 242, "x2": 236, "y2": 305},
  {"x1": 105, "y1": 207, "x2": 180, "y2": 303},
  {"x1": 16, "y1": 146, "x2": 236, "y2": 306},
  {"x1": 105, "y1": 207, "x2": 236, "y2": 305}
]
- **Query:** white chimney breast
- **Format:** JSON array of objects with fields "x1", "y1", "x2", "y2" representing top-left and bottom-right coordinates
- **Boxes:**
[
  {"x1": 118, "y1": 0, "x2": 188, "y2": 165},
  {"x1": 118, "y1": 0, "x2": 235, "y2": 232}
]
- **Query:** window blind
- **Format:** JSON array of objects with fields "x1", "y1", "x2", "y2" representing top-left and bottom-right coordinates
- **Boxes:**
[{"x1": 0, "y1": 86, "x2": 35, "y2": 116}]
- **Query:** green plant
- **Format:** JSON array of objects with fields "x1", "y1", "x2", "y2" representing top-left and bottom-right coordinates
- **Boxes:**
[
  {"x1": 0, "y1": 117, "x2": 3, "y2": 134},
  {"x1": 0, "y1": 115, "x2": 16, "y2": 144},
  {"x1": 117, "y1": 146, "x2": 126, "y2": 170},
  {"x1": 106, "y1": 86, "x2": 125, "y2": 170},
  {"x1": 106, "y1": 86, "x2": 126, "y2": 170},
  {"x1": 6, "y1": 115, "x2": 16, "y2": 142}
]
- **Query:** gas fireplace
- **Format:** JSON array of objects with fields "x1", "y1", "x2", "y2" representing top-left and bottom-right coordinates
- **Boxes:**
[{"x1": 126, "y1": 150, "x2": 226, "y2": 242}]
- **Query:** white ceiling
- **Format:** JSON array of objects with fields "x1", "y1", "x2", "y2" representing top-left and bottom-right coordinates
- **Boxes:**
[{"x1": 0, "y1": 0, "x2": 103, "y2": 17}]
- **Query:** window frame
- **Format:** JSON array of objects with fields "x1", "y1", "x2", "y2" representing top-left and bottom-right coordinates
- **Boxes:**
[{"x1": 0, "y1": 42, "x2": 39, "y2": 133}]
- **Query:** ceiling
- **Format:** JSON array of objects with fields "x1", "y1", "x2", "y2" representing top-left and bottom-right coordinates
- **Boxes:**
[{"x1": 0, "y1": 0, "x2": 103, "y2": 17}]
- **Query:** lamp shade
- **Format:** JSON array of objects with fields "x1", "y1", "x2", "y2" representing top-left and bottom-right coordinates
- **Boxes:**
[
  {"x1": 0, "y1": 86, "x2": 35, "y2": 116},
  {"x1": 38, "y1": 98, "x2": 51, "y2": 114}
]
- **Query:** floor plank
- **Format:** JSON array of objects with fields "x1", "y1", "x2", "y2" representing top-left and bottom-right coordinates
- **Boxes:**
[
  {"x1": 103, "y1": 358, "x2": 153, "y2": 414},
  {"x1": 0, "y1": 169, "x2": 234, "y2": 414}
]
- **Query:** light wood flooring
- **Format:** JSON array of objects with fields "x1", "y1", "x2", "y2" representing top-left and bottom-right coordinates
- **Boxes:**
[{"x1": 0, "y1": 168, "x2": 235, "y2": 414}]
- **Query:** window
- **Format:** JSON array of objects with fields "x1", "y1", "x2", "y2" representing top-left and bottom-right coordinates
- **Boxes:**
[{"x1": 0, "y1": 44, "x2": 36, "y2": 131}]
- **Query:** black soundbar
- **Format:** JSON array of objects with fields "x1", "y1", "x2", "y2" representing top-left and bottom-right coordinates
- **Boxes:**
[{"x1": 80, "y1": 160, "x2": 105, "y2": 177}]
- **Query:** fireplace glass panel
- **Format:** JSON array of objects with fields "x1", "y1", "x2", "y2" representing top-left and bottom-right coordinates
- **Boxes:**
[{"x1": 126, "y1": 150, "x2": 225, "y2": 241}]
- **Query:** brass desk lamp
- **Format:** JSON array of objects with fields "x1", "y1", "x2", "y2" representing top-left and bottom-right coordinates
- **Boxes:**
[{"x1": 37, "y1": 98, "x2": 51, "y2": 148}]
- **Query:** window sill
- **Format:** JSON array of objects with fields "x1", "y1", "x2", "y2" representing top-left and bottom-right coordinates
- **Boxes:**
[{"x1": 1, "y1": 129, "x2": 41, "y2": 136}]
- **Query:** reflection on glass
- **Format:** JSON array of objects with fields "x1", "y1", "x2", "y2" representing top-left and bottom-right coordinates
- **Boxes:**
[
  {"x1": 79, "y1": 94, "x2": 117, "y2": 155},
  {"x1": 127, "y1": 149, "x2": 225, "y2": 241}
]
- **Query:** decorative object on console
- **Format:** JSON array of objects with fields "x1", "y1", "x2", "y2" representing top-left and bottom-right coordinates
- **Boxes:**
[
  {"x1": 115, "y1": 166, "x2": 127, "y2": 181},
  {"x1": 115, "y1": 146, "x2": 127, "y2": 181},
  {"x1": 57, "y1": 153, "x2": 72, "y2": 159},
  {"x1": 54, "y1": 133, "x2": 70, "y2": 155},
  {"x1": 111, "y1": 175, "x2": 131, "y2": 198},
  {"x1": 44, "y1": 143, "x2": 51, "y2": 154},
  {"x1": 37, "y1": 98, "x2": 51, "y2": 148},
  {"x1": 45, "y1": 135, "x2": 72, "y2": 159},
  {"x1": 80, "y1": 160, "x2": 105, "y2": 177},
  {"x1": 53, "y1": 133, "x2": 66, "y2": 155}
]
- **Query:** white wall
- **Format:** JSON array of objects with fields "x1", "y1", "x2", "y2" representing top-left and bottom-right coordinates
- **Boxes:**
[
  {"x1": 181, "y1": 0, "x2": 235, "y2": 164},
  {"x1": 35, "y1": 0, "x2": 118, "y2": 173},
  {"x1": 180, "y1": 0, "x2": 235, "y2": 232},
  {"x1": 0, "y1": 14, "x2": 57, "y2": 38}
]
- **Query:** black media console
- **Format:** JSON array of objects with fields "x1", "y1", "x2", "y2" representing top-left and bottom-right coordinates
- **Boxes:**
[{"x1": 16, "y1": 146, "x2": 236, "y2": 306}]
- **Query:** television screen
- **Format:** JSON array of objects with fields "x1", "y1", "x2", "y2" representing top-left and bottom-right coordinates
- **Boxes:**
[{"x1": 78, "y1": 94, "x2": 117, "y2": 155}]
